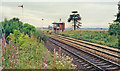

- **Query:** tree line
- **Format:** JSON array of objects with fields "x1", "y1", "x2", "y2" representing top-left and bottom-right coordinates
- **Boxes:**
[{"x1": 0, "y1": 17, "x2": 48, "y2": 43}]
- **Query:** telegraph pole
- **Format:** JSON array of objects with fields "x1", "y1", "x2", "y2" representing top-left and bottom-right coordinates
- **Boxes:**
[
  {"x1": 42, "y1": 19, "x2": 44, "y2": 32},
  {"x1": 18, "y1": 5, "x2": 23, "y2": 22}
]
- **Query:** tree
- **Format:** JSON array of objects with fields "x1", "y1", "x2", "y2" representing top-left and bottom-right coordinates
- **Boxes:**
[
  {"x1": 1, "y1": 17, "x2": 36, "y2": 43},
  {"x1": 68, "y1": 11, "x2": 82, "y2": 30},
  {"x1": 115, "y1": 1, "x2": 120, "y2": 48},
  {"x1": 109, "y1": 1, "x2": 120, "y2": 48},
  {"x1": 1, "y1": 17, "x2": 23, "y2": 38},
  {"x1": 108, "y1": 22, "x2": 119, "y2": 35},
  {"x1": 22, "y1": 23, "x2": 36, "y2": 36}
]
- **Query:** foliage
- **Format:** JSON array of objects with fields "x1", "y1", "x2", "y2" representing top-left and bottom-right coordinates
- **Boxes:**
[
  {"x1": 34, "y1": 29, "x2": 49, "y2": 43},
  {"x1": 109, "y1": 1, "x2": 120, "y2": 47},
  {"x1": 1, "y1": 18, "x2": 23, "y2": 38},
  {"x1": 115, "y1": 12, "x2": 120, "y2": 23},
  {"x1": 108, "y1": 22, "x2": 119, "y2": 35},
  {"x1": 2, "y1": 32, "x2": 51, "y2": 69},
  {"x1": 22, "y1": 23, "x2": 36, "y2": 37},
  {"x1": 1, "y1": 17, "x2": 76, "y2": 69},
  {"x1": 108, "y1": 22, "x2": 120, "y2": 47},
  {"x1": 58, "y1": 30, "x2": 119, "y2": 48},
  {"x1": 1, "y1": 30, "x2": 76, "y2": 69},
  {"x1": 9, "y1": 30, "x2": 22, "y2": 44},
  {"x1": 0, "y1": 17, "x2": 37, "y2": 43},
  {"x1": 68, "y1": 11, "x2": 82, "y2": 30},
  {"x1": 118, "y1": 24, "x2": 120, "y2": 47}
]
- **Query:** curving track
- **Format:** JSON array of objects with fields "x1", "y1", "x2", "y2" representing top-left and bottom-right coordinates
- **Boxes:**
[
  {"x1": 49, "y1": 35, "x2": 120, "y2": 71},
  {"x1": 50, "y1": 35, "x2": 120, "y2": 64}
]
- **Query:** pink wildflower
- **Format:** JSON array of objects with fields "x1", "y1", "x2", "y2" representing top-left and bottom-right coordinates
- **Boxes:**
[
  {"x1": 58, "y1": 47, "x2": 61, "y2": 57},
  {"x1": 1, "y1": 65, "x2": 5, "y2": 70}
]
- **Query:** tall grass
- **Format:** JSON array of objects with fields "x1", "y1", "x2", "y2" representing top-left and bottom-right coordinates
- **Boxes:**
[
  {"x1": 58, "y1": 30, "x2": 119, "y2": 48},
  {"x1": 1, "y1": 31, "x2": 77, "y2": 69}
]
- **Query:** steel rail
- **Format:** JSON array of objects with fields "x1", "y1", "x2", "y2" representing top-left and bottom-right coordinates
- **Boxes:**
[
  {"x1": 57, "y1": 35, "x2": 120, "y2": 53},
  {"x1": 53, "y1": 35, "x2": 120, "y2": 58},
  {"x1": 50, "y1": 37, "x2": 120, "y2": 70},
  {"x1": 49, "y1": 38, "x2": 105, "y2": 71}
]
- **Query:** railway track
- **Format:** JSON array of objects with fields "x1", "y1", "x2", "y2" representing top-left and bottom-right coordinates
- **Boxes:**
[
  {"x1": 49, "y1": 37, "x2": 120, "y2": 71},
  {"x1": 50, "y1": 35, "x2": 120, "y2": 64}
]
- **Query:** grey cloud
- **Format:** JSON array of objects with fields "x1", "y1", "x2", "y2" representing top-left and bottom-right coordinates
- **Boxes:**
[{"x1": 0, "y1": 2, "x2": 118, "y2": 28}]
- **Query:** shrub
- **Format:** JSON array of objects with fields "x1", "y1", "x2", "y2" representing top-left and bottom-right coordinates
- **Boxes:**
[{"x1": 108, "y1": 22, "x2": 119, "y2": 35}]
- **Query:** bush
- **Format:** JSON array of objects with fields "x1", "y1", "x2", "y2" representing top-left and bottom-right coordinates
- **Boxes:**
[
  {"x1": 1, "y1": 18, "x2": 23, "y2": 38},
  {"x1": 33, "y1": 31, "x2": 48, "y2": 43},
  {"x1": 22, "y1": 23, "x2": 36, "y2": 37},
  {"x1": 1, "y1": 30, "x2": 76, "y2": 69},
  {"x1": 1, "y1": 18, "x2": 37, "y2": 43},
  {"x1": 108, "y1": 22, "x2": 119, "y2": 35}
]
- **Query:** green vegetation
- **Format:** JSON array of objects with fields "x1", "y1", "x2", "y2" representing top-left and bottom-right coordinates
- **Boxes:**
[
  {"x1": 1, "y1": 30, "x2": 76, "y2": 69},
  {"x1": 108, "y1": 22, "x2": 119, "y2": 35},
  {"x1": 22, "y1": 23, "x2": 36, "y2": 36},
  {"x1": 3, "y1": 30, "x2": 52, "y2": 69},
  {"x1": 33, "y1": 29, "x2": 48, "y2": 43},
  {"x1": 0, "y1": 18, "x2": 36, "y2": 43},
  {"x1": 108, "y1": 1, "x2": 120, "y2": 47},
  {"x1": 57, "y1": 30, "x2": 119, "y2": 48},
  {"x1": 108, "y1": 22, "x2": 120, "y2": 48},
  {"x1": 1, "y1": 18, "x2": 76, "y2": 69},
  {"x1": 118, "y1": 25, "x2": 120, "y2": 47},
  {"x1": 58, "y1": 1, "x2": 120, "y2": 49},
  {"x1": 1, "y1": 18, "x2": 23, "y2": 38}
]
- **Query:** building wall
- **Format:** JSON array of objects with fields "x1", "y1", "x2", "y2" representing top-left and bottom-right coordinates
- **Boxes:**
[
  {"x1": 63, "y1": 23, "x2": 65, "y2": 31},
  {"x1": 53, "y1": 23, "x2": 65, "y2": 33},
  {"x1": 59, "y1": 23, "x2": 65, "y2": 31}
]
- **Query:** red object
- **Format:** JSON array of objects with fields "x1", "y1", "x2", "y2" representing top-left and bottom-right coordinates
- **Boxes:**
[
  {"x1": 52, "y1": 22, "x2": 65, "y2": 33},
  {"x1": 18, "y1": 5, "x2": 23, "y2": 8}
]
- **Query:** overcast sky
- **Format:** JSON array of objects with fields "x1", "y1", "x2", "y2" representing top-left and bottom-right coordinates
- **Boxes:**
[
  {"x1": 0, "y1": 1, "x2": 119, "y2": 28},
  {"x1": 1, "y1": 0, "x2": 120, "y2": 2}
]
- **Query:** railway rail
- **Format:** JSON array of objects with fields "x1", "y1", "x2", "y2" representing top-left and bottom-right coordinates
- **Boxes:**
[
  {"x1": 56, "y1": 35, "x2": 120, "y2": 52},
  {"x1": 50, "y1": 35, "x2": 120, "y2": 64},
  {"x1": 49, "y1": 37, "x2": 120, "y2": 71}
]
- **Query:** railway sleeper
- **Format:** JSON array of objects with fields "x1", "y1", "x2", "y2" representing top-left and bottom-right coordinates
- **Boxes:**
[
  {"x1": 50, "y1": 37, "x2": 120, "y2": 67},
  {"x1": 49, "y1": 39, "x2": 105, "y2": 71},
  {"x1": 49, "y1": 37, "x2": 120, "y2": 70}
]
